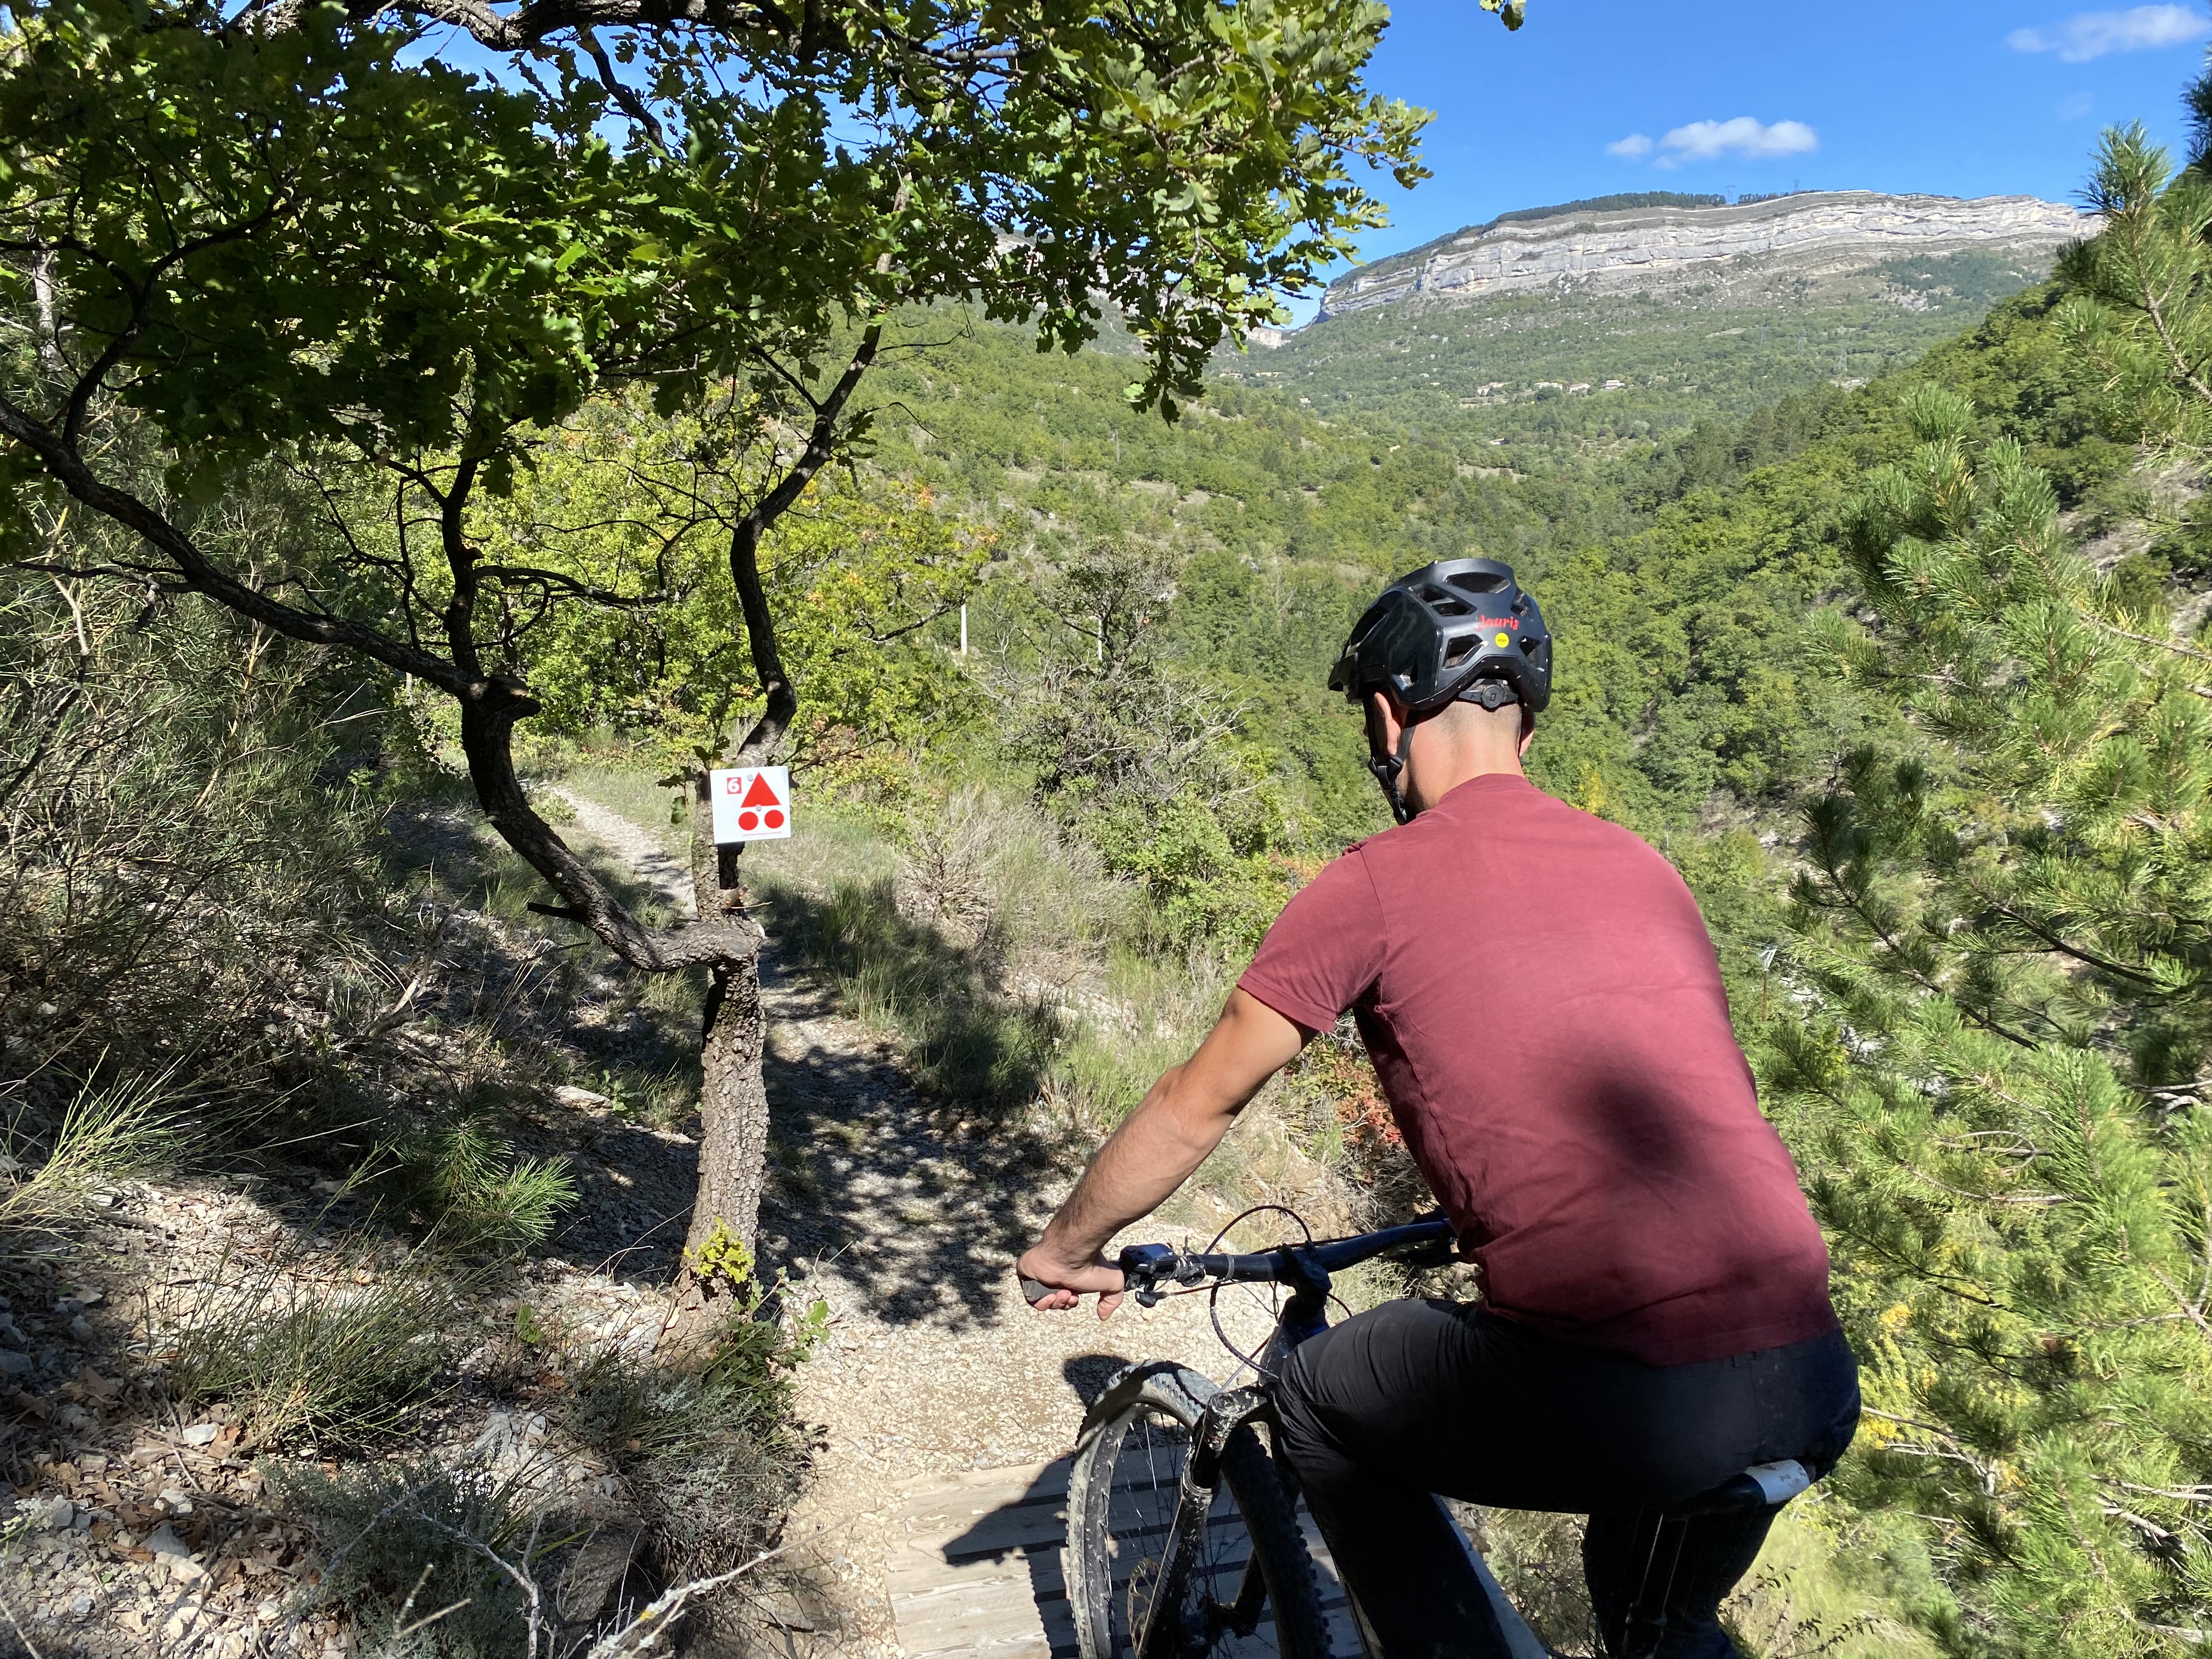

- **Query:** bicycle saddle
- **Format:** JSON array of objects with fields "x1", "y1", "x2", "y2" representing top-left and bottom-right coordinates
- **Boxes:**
[{"x1": 1668, "y1": 1458, "x2": 1812, "y2": 1516}]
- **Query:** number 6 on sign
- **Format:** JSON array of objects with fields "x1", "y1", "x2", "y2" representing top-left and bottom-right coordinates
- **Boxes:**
[{"x1": 709, "y1": 766, "x2": 792, "y2": 843}]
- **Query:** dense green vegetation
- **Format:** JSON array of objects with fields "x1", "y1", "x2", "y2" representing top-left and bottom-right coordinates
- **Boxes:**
[
  {"x1": 1767, "y1": 385, "x2": 2212, "y2": 1657},
  {"x1": 859, "y1": 275, "x2": 2126, "y2": 847}
]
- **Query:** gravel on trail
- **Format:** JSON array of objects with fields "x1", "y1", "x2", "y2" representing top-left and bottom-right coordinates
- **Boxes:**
[{"x1": 756, "y1": 972, "x2": 1278, "y2": 1657}]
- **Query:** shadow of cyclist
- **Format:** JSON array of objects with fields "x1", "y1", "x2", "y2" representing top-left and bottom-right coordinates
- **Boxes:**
[{"x1": 896, "y1": 1454, "x2": 1081, "y2": 1657}]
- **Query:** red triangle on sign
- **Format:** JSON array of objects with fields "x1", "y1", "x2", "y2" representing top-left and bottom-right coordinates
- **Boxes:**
[{"x1": 739, "y1": 771, "x2": 782, "y2": 809}]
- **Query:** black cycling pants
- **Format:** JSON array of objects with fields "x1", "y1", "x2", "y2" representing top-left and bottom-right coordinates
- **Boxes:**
[{"x1": 1272, "y1": 1301, "x2": 1859, "y2": 1659}]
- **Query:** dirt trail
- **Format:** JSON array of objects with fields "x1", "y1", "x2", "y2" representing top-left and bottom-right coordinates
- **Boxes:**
[
  {"x1": 556, "y1": 791, "x2": 1275, "y2": 1656},
  {"x1": 555, "y1": 789, "x2": 696, "y2": 912}
]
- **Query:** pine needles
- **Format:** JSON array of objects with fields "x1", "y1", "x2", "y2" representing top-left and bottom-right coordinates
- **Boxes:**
[{"x1": 1766, "y1": 381, "x2": 2212, "y2": 1655}]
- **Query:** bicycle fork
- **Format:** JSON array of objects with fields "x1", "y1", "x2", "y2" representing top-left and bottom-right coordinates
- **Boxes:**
[{"x1": 1135, "y1": 1385, "x2": 1269, "y2": 1659}]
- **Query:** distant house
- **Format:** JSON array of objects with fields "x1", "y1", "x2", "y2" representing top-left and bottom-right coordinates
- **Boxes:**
[
  {"x1": 1567, "y1": 383, "x2": 1592, "y2": 394},
  {"x1": 1602, "y1": 379, "x2": 1626, "y2": 390}
]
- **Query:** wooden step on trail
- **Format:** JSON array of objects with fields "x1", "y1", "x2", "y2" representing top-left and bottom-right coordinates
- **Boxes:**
[{"x1": 882, "y1": 1458, "x2": 1364, "y2": 1658}]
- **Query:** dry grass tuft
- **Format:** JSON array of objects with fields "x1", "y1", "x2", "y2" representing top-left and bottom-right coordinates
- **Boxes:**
[
  {"x1": 0, "y1": 1070, "x2": 190, "y2": 1242},
  {"x1": 160, "y1": 1238, "x2": 461, "y2": 1449}
]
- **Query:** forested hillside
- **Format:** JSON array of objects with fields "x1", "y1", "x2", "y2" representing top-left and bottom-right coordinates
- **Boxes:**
[{"x1": 857, "y1": 274, "x2": 2134, "y2": 862}]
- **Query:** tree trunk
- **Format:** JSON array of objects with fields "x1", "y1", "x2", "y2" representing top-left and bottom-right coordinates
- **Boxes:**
[
  {"x1": 671, "y1": 330, "x2": 877, "y2": 1266},
  {"x1": 681, "y1": 777, "x2": 771, "y2": 1266}
]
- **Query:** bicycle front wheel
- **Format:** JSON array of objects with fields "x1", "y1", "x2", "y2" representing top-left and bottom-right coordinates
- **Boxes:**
[{"x1": 1064, "y1": 1361, "x2": 1330, "y2": 1659}]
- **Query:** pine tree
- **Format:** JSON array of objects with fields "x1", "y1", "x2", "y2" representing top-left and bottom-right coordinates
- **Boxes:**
[
  {"x1": 1762, "y1": 381, "x2": 2212, "y2": 1654},
  {"x1": 2056, "y1": 123, "x2": 2212, "y2": 464}
]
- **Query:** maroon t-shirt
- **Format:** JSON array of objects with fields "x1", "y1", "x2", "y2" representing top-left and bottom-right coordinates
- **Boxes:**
[{"x1": 1238, "y1": 772, "x2": 1836, "y2": 1367}]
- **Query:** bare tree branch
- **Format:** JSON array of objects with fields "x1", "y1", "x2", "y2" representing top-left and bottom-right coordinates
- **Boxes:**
[
  {"x1": 0, "y1": 399, "x2": 759, "y2": 974},
  {"x1": 725, "y1": 321, "x2": 881, "y2": 765},
  {"x1": 476, "y1": 563, "x2": 673, "y2": 608}
]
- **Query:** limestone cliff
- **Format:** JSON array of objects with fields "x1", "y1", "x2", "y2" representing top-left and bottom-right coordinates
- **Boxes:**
[{"x1": 1317, "y1": 190, "x2": 2091, "y2": 320}]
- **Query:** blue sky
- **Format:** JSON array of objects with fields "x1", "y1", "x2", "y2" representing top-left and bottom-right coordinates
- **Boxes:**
[{"x1": 1288, "y1": 0, "x2": 2212, "y2": 319}]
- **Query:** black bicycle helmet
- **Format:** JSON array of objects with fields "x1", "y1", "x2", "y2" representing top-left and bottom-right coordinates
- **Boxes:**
[
  {"x1": 1330, "y1": 556, "x2": 1552, "y2": 715},
  {"x1": 1329, "y1": 557, "x2": 1553, "y2": 821}
]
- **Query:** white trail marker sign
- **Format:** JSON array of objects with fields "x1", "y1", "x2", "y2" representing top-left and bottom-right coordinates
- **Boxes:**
[{"x1": 710, "y1": 766, "x2": 793, "y2": 843}]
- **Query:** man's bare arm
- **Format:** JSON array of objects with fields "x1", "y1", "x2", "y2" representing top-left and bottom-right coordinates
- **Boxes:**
[{"x1": 1015, "y1": 989, "x2": 1306, "y2": 1317}]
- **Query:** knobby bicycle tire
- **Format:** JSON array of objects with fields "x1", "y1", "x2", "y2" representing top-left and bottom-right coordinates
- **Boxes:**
[{"x1": 1065, "y1": 1361, "x2": 1332, "y2": 1659}]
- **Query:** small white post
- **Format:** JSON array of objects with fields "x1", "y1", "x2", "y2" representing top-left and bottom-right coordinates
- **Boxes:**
[{"x1": 959, "y1": 603, "x2": 968, "y2": 656}]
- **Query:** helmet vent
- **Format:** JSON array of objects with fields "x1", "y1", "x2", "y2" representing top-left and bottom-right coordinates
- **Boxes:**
[
  {"x1": 1448, "y1": 572, "x2": 1508, "y2": 596},
  {"x1": 1420, "y1": 585, "x2": 1472, "y2": 616},
  {"x1": 1443, "y1": 637, "x2": 1476, "y2": 668}
]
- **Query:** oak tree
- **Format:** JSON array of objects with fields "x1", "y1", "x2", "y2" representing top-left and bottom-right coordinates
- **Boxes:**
[{"x1": 0, "y1": 0, "x2": 1470, "y2": 1268}]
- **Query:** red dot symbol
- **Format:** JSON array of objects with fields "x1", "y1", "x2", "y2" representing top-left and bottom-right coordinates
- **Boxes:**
[
  {"x1": 738, "y1": 811, "x2": 759, "y2": 831},
  {"x1": 764, "y1": 809, "x2": 785, "y2": 830}
]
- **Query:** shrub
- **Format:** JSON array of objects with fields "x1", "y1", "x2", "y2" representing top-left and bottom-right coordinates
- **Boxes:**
[
  {"x1": 563, "y1": 1244, "x2": 825, "y2": 1591},
  {"x1": 374, "y1": 1120, "x2": 578, "y2": 1258},
  {"x1": 1284, "y1": 1021, "x2": 1432, "y2": 1226},
  {"x1": 163, "y1": 1246, "x2": 460, "y2": 1448},
  {"x1": 997, "y1": 542, "x2": 1301, "y2": 947},
  {"x1": 0, "y1": 580, "x2": 388, "y2": 1094},
  {"x1": 269, "y1": 1458, "x2": 538, "y2": 1659},
  {"x1": 0, "y1": 1071, "x2": 190, "y2": 1243}
]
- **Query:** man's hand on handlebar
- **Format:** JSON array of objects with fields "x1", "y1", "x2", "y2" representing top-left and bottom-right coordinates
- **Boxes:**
[
  {"x1": 1013, "y1": 992, "x2": 1303, "y2": 1321},
  {"x1": 1015, "y1": 1243, "x2": 1127, "y2": 1318}
]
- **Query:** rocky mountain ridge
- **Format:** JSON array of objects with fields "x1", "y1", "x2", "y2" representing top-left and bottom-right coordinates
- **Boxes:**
[{"x1": 1317, "y1": 190, "x2": 2091, "y2": 319}]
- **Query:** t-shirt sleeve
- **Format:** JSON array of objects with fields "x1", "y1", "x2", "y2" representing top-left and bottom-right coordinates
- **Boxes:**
[{"x1": 1237, "y1": 848, "x2": 1387, "y2": 1033}]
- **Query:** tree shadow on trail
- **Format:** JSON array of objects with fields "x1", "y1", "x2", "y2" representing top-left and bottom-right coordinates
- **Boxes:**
[
  {"x1": 761, "y1": 874, "x2": 1065, "y2": 1122},
  {"x1": 753, "y1": 878, "x2": 1083, "y2": 1329}
]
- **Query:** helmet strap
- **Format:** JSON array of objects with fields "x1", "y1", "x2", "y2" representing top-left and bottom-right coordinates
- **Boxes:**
[{"x1": 1363, "y1": 697, "x2": 1418, "y2": 826}]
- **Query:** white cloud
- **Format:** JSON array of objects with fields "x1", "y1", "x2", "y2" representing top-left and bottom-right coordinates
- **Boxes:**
[
  {"x1": 2057, "y1": 91, "x2": 2097, "y2": 117},
  {"x1": 1606, "y1": 133, "x2": 1655, "y2": 158},
  {"x1": 1632, "y1": 116, "x2": 1819, "y2": 169},
  {"x1": 2008, "y1": 5, "x2": 2209, "y2": 62}
]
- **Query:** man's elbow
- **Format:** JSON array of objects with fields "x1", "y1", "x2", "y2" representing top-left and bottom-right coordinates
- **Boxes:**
[{"x1": 1153, "y1": 1074, "x2": 1248, "y2": 1154}]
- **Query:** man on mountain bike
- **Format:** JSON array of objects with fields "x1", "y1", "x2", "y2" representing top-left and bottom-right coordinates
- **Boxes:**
[{"x1": 1017, "y1": 558, "x2": 1859, "y2": 1659}]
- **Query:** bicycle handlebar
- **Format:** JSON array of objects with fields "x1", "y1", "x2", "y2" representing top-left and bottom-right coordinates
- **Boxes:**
[
  {"x1": 1116, "y1": 1214, "x2": 1456, "y2": 1306},
  {"x1": 1017, "y1": 1214, "x2": 1456, "y2": 1308}
]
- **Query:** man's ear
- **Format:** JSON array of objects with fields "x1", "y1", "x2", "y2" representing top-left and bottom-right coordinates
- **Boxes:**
[{"x1": 1368, "y1": 691, "x2": 1407, "y2": 749}]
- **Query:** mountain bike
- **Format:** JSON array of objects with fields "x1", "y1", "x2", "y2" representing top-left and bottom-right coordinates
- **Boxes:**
[{"x1": 1031, "y1": 1211, "x2": 1814, "y2": 1659}]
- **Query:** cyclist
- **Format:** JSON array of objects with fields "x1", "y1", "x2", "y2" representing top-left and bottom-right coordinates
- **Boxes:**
[{"x1": 1017, "y1": 558, "x2": 1859, "y2": 1659}]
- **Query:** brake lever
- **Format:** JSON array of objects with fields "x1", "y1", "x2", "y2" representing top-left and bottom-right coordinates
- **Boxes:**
[{"x1": 1119, "y1": 1241, "x2": 1191, "y2": 1307}]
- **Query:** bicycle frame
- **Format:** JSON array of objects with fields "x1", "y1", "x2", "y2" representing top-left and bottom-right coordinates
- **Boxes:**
[
  {"x1": 1109, "y1": 1212, "x2": 1787, "y2": 1659},
  {"x1": 1124, "y1": 1219, "x2": 1453, "y2": 1659}
]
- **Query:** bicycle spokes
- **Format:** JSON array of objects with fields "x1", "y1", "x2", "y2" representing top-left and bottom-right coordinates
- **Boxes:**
[{"x1": 1104, "y1": 1410, "x2": 1287, "y2": 1658}]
